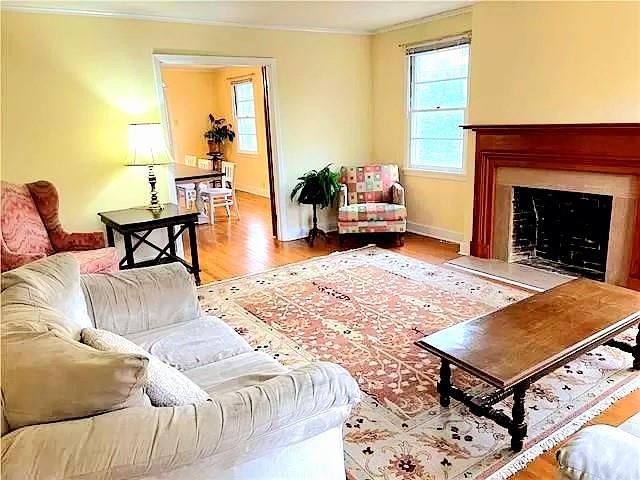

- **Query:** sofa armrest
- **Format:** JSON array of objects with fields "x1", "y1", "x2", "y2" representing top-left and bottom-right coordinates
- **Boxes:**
[
  {"x1": 556, "y1": 425, "x2": 640, "y2": 480},
  {"x1": 338, "y1": 184, "x2": 348, "y2": 208},
  {"x1": 391, "y1": 182, "x2": 405, "y2": 206},
  {"x1": 81, "y1": 263, "x2": 202, "y2": 335},
  {"x1": 1, "y1": 362, "x2": 362, "y2": 480}
]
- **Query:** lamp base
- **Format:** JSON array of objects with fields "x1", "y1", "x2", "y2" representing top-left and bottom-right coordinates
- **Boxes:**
[
  {"x1": 147, "y1": 164, "x2": 163, "y2": 212},
  {"x1": 145, "y1": 203, "x2": 165, "y2": 212}
]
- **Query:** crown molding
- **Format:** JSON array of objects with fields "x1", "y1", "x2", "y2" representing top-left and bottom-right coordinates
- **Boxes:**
[
  {"x1": 373, "y1": 5, "x2": 472, "y2": 34},
  {"x1": 0, "y1": 4, "x2": 372, "y2": 36}
]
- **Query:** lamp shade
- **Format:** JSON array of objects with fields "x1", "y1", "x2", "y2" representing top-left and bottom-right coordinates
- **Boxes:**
[{"x1": 125, "y1": 123, "x2": 171, "y2": 166}]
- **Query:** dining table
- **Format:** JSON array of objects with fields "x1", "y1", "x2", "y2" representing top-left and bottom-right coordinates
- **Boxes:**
[{"x1": 172, "y1": 162, "x2": 224, "y2": 224}]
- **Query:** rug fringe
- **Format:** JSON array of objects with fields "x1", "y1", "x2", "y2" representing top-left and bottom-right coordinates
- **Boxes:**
[{"x1": 486, "y1": 375, "x2": 640, "y2": 480}]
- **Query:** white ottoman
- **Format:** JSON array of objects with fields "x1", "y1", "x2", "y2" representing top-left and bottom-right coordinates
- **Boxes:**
[{"x1": 556, "y1": 412, "x2": 640, "y2": 480}]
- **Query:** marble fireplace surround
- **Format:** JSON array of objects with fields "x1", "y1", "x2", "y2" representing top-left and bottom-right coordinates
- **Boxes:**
[
  {"x1": 493, "y1": 168, "x2": 638, "y2": 285},
  {"x1": 465, "y1": 123, "x2": 640, "y2": 289}
]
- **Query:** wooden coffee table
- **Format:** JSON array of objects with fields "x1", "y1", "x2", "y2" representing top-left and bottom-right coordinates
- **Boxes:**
[{"x1": 416, "y1": 278, "x2": 640, "y2": 451}]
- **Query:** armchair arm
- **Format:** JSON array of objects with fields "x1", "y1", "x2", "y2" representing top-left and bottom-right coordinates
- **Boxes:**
[
  {"x1": 81, "y1": 263, "x2": 201, "y2": 335},
  {"x1": 50, "y1": 230, "x2": 106, "y2": 252},
  {"x1": 1, "y1": 362, "x2": 362, "y2": 480},
  {"x1": 0, "y1": 237, "x2": 45, "y2": 272},
  {"x1": 338, "y1": 184, "x2": 348, "y2": 208},
  {"x1": 391, "y1": 182, "x2": 405, "y2": 206},
  {"x1": 26, "y1": 180, "x2": 106, "y2": 252}
]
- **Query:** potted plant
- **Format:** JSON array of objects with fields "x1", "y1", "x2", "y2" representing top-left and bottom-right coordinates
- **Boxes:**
[
  {"x1": 290, "y1": 164, "x2": 341, "y2": 246},
  {"x1": 204, "y1": 114, "x2": 236, "y2": 169}
]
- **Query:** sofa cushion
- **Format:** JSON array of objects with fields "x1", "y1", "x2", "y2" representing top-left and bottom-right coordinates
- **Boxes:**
[
  {"x1": 81, "y1": 263, "x2": 201, "y2": 336},
  {"x1": 1, "y1": 329, "x2": 149, "y2": 430},
  {"x1": 1, "y1": 254, "x2": 93, "y2": 339},
  {"x1": 82, "y1": 327, "x2": 210, "y2": 407},
  {"x1": 338, "y1": 203, "x2": 407, "y2": 222},
  {"x1": 68, "y1": 247, "x2": 119, "y2": 274},
  {"x1": 556, "y1": 424, "x2": 640, "y2": 480},
  {"x1": 0, "y1": 181, "x2": 54, "y2": 257},
  {"x1": 619, "y1": 411, "x2": 640, "y2": 438},
  {"x1": 126, "y1": 316, "x2": 253, "y2": 372},
  {"x1": 185, "y1": 351, "x2": 288, "y2": 395}
]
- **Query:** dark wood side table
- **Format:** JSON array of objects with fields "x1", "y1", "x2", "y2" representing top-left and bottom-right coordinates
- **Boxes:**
[{"x1": 98, "y1": 204, "x2": 201, "y2": 284}]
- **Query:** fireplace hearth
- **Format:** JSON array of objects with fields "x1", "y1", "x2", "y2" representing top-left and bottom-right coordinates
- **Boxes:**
[{"x1": 511, "y1": 187, "x2": 612, "y2": 280}]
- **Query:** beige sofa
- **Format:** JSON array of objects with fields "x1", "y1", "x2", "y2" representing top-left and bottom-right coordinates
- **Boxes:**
[
  {"x1": 556, "y1": 412, "x2": 640, "y2": 480},
  {"x1": 1, "y1": 255, "x2": 362, "y2": 479}
]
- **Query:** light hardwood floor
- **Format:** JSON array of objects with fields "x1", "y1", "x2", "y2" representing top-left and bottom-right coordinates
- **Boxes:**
[{"x1": 185, "y1": 190, "x2": 640, "y2": 480}]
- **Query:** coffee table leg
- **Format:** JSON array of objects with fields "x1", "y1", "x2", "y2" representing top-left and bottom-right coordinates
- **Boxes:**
[
  {"x1": 510, "y1": 384, "x2": 528, "y2": 451},
  {"x1": 438, "y1": 359, "x2": 452, "y2": 408},
  {"x1": 634, "y1": 328, "x2": 640, "y2": 370}
]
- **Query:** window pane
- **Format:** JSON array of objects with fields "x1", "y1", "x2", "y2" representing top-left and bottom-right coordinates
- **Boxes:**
[
  {"x1": 237, "y1": 117, "x2": 256, "y2": 135},
  {"x1": 413, "y1": 44, "x2": 469, "y2": 82},
  {"x1": 410, "y1": 139, "x2": 463, "y2": 170},
  {"x1": 413, "y1": 78, "x2": 467, "y2": 110},
  {"x1": 236, "y1": 99, "x2": 255, "y2": 117},
  {"x1": 239, "y1": 134, "x2": 257, "y2": 152},
  {"x1": 234, "y1": 82, "x2": 253, "y2": 101},
  {"x1": 411, "y1": 110, "x2": 464, "y2": 139}
]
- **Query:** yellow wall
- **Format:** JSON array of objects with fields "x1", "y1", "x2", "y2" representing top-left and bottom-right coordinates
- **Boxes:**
[
  {"x1": 212, "y1": 66, "x2": 270, "y2": 198},
  {"x1": 371, "y1": 11, "x2": 472, "y2": 241},
  {"x1": 3, "y1": 3, "x2": 639, "y2": 243},
  {"x1": 1, "y1": 11, "x2": 371, "y2": 238},
  {"x1": 371, "y1": 1, "x2": 640, "y2": 247},
  {"x1": 161, "y1": 68, "x2": 218, "y2": 163}
]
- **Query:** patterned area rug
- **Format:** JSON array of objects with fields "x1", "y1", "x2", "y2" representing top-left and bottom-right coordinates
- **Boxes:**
[{"x1": 198, "y1": 246, "x2": 639, "y2": 480}]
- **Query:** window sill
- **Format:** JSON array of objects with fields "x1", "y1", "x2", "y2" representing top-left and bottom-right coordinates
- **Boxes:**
[{"x1": 402, "y1": 167, "x2": 469, "y2": 182}]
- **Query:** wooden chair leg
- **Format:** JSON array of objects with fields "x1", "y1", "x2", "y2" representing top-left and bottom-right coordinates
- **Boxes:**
[{"x1": 233, "y1": 194, "x2": 240, "y2": 220}]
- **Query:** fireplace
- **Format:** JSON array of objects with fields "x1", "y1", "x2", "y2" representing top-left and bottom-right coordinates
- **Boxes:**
[
  {"x1": 510, "y1": 187, "x2": 612, "y2": 280},
  {"x1": 465, "y1": 123, "x2": 640, "y2": 288}
]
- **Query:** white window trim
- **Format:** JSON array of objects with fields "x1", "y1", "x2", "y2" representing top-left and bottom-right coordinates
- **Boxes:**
[
  {"x1": 232, "y1": 81, "x2": 259, "y2": 155},
  {"x1": 404, "y1": 44, "x2": 471, "y2": 177}
]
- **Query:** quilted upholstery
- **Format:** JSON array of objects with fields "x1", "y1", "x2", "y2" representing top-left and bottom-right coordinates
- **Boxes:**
[
  {"x1": 338, "y1": 165, "x2": 406, "y2": 236},
  {"x1": 0, "y1": 180, "x2": 118, "y2": 274},
  {"x1": 338, "y1": 203, "x2": 406, "y2": 222},
  {"x1": 340, "y1": 165, "x2": 400, "y2": 204}
]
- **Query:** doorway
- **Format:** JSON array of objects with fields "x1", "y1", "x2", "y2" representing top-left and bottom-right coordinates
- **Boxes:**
[{"x1": 152, "y1": 54, "x2": 283, "y2": 239}]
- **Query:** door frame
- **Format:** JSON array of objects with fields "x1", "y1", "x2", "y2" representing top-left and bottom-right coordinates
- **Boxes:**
[{"x1": 152, "y1": 53, "x2": 286, "y2": 240}]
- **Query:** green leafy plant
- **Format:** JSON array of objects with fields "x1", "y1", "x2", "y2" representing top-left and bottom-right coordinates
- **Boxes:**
[
  {"x1": 290, "y1": 164, "x2": 341, "y2": 208},
  {"x1": 204, "y1": 114, "x2": 236, "y2": 147}
]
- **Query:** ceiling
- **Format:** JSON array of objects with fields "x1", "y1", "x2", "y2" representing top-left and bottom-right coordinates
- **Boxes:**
[{"x1": 2, "y1": 1, "x2": 471, "y2": 34}]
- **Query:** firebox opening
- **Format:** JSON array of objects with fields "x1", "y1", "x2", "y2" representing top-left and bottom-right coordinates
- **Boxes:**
[{"x1": 510, "y1": 187, "x2": 613, "y2": 281}]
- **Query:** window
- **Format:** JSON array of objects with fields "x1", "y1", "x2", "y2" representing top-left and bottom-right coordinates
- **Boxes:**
[
  {"x1": 232, "y1": 81, "x2": 258, "y2": 153},
  {"x1": 407, "y1": 42, "x2": 469, "y2": 173}
]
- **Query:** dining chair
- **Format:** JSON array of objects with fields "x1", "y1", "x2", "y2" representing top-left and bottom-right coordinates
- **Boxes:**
[
  {"x1": 200, "y1": 161, "x2": 240, "y2": 223},
  {"x1": 176, "y1": 154, "x2": 198, "y2": 210},
  {"x1": 197, "y1": 158, "x2": 213, "y2": 170}
]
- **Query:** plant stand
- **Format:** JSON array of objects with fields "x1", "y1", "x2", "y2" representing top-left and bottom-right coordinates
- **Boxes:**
[{"x1": 306, "y1": 203, "x2": 326, "y2": 247}]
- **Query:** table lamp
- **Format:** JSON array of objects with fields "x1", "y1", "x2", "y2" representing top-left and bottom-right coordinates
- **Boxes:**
[{"x1": 125, "y1": 123, "x2": 171, "y2": 211}]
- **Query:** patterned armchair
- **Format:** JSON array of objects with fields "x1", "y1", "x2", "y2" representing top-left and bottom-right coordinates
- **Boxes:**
[
  {"x1": 1, "y1": 180, "x2": 119, "y2": 273},
  {"x1": 337, "y1": 165, "x2": 407, "y2": 245}
]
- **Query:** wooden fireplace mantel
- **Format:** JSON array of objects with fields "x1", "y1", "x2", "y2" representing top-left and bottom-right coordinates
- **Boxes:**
[{"x1": 464, "y1": 123, "x2": 640, "y2": 288}]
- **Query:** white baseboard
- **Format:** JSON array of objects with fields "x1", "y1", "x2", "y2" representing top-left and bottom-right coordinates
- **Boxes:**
[
  {"x1": 406, "y1": 221, "x2": 463, "y2": 244},
  {"x1": 236, "y1": 185, "x2": 270, "y2": 198},
  {"x1": 458, "y1": 240, "x2": 470, "y2": 256}
]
